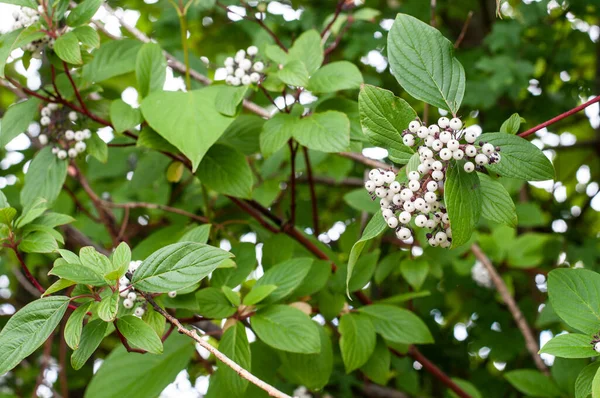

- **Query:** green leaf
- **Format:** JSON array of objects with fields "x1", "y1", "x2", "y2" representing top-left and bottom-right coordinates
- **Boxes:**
[
  {"x1": 73, "y1": 26, "x2": 100, "y2": 49},
  {"x1": 254, "y1": 258, "x2": 313, "y2": 303},
  {"x1": 86, "y1": 132, "x2": 108, "y2": 163},
  {"x1": 243, "y1": 285, "x2": 278, "y2": 306},
  {"x1": 343, "y1": 189, "x2": 380, "y2": 213},
  {"x1": 67, "y1": 0, "x2": 102, "y2": 26},
  {"x1": 548, "y1": 269, "x2": 600, "y2": 335},
  {"x1": 478, "y1": 132, "x2": 555, "y2": 181},
  {"x1": 277, "y1": 60, "x2": 309, "y2": 87},
  {"x1": 287, "y1": 30, "x2": 323, "y2": 75},
  {"x1": 141, "y1": 87, "x2": 234, "y2": 171},
  {"x1": 19, "y1": 231, "x2": 58, "y2": 253},
  {"x1": 97, "y1": 291, "x2": 119, "y2": 322},
  {"x1": 196, "y1": 143, "x2": 253, "y2": 199},
  {"x1": 291, "y1": 111, "x2": 350, "y2": 153},
  {"x1": 131, "y1": 242, "x2": 233, "y2": 293},
  {"x1": 71, "y1": 319, "x2": 109, "y2": 370},
  {"x1": 575, "y1": 362, "x2": 600, "y2": 398},
  {"x1": 346, "y1": 213, "x2": 387, "y2": 295},
  {"x1": 179, "y1": 224, "x2": 211, "y2": 244},
  {"x1": 49, "y1": 263, "x2": 106, "y2": 286},
  {"x1": 387, "y1": 14, "x2": 465, "y2": 114},
  {"x1": 358, "y1": 304, "x2": 433, "y2": 345},
  {"x1": 215, "y1": 85, "x2": 248, "y2": 117},
  {"x1": 540, "y1": 333, "x2": 599, "y2": 358},
  {"x1": 358, "y1": 85, "x2": 416, "y2": 164},
  {"x1": 218, "y1": 322, "x2": 251, "y2": 397},
  {"x1": 308, "y1": 61, "x2": 363, "y2": 93},
  {"x1": 137, "y1": 126, "x2": 178, "y2": 153},
  {"x1": 0, "y1": 27, "x2": 45, "y2": 77},
  {"x1": 34, "y1": 212, "x2": 75, "y2": 228},
  {"x1": 64, "y1": 302, "x2": 92, "y2": 350},
  {"x1": 57, "y1": 249, "x2": 82, "y2": 265},
  {"x1": 251, "y1": 305, "x2": 320, "y2": 354},
  {"x1": 500, "y1": 113, "x2": 524, "y2": 134},
  {"x1": 80, "y1": 246, "x2": 112, "y2": 276},
  {"x1": 116, "y1": 315, "x2": 163, "y2": 354},
  {"x1": 260, "y1": 112, "x2": 294, "y2": 157},
  {"x1": 142, "y1": 306, "x2": 166, "y2": 337},
  {"x1": 400, "y1": 257, "x2": 429, "y2": 291},
  {"x1": 43, "y1": 278, "x2": 76, "y2": 297},
  {"x1": 85, "y1": 333, "x2": 193, "y2": 398},
  {"x1": 360, "y1": 338, "x2": 391, "y2": 385},
  {"x1": 195, "y1": 287, "x2": 237, "y2": 318},
  {"x1": 54, "y1": 31, "x2": 82, "y2": 64},
  {"x1": 20, "y1": 147, "x2": 68, "y2": 208},
  {"x1": 0, "y1": 97, "x2": 40, "y2": 147},
  {"x1": 136, "y1": 42, "x2": 167, "y2": 98},
  {"x1": 504, "y1": 369, "x2": 561, "y2": 397},
  {"x1": 110, "y1": 99, "x2": 142, "y2": 134},
  {"x1": 0, "y1": 0, "x2": 37, "y2": 7},
  {"x1": 15, "y1": 197, "x2": 47, "y2": 228},
  {"x1": 339, "y1": 313, "x2": 376, "y2": 372},
  {"x1": 83, "y1": 40, "x2": 143, "y2": 82},
  {"x1": 265, "y1": 44, "x2": 288, "y2": 65},
  {"x1": 444, "y1": 161, "x2": 481, "y2": 247},
  {"x1": 218, "y1": 114, "x2": 264, "y2": 155},
  {"x1": 107, "y1": 242, "x2": 131, "y2": 280},
  {"x1": 478, "y1": 173, "x2": 517, "y2": 227},
  {"x1": 0, "y1": 296, "x2": 70, "y2": 375},
  {"x1": 221, "y1": 285, "x2": 241, "y2": 307}
]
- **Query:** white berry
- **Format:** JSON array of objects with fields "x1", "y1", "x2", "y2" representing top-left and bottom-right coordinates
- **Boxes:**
[
  {"x1": 396, "y1": 227, "x2": 412, "y2": 240},
  {"x1": 400, "y1": 188, "x2": 413, "y2": 201},
  {"x1": 399, "y1": 211, "x2": 411, "y2": 224},
  {"x1": 465, "y1": 145, "x2": 477, "y2": 157},
  {"x1": 68, "y1": 148, "x2": 78, "y2": 158},
  {"x1": 431, "y1": 140, "x2": 443, "y2": 151},
  {"x1": 417, "y1": 126, "x2": 429, "y2": 139},
  {"x1": 432, "y1": 161, "x2": 443, "y2": 171},
  {"x1": 415, "y1": 214, "x2": 427, "y2": 227},
  {"x1": 382, "y1": 209, "x2": 394, "y2": 219},
  {"x1": 439, "y1": 148, "x2": 452, "y2": 160},
  {"x1": 438, "y1": 117, "x2": 450, "y2": 128},
  {"x1": 453, "y1": 149, "x2": 465, "y2": 160},
  {"x1": 247, "y1": 45, "x2": 258, "y2": 56},
  {"x1": 427, "y1": 181, "x2": 438, "y2": 191},
  {"x1": 65, "y1": 130, "x2": 75, "y2": 140},
  {"x1": 168, "y1": 291, "x2": 177, "y2": 298},
  {"x1": 75, "y1": 141, "x2": 86, "y2": 152},
  {"x1": 424, "y1": 192, "x2": 437, "y2": 203},
  {"x1": 403, "y1": 134, "x2": 415, "y2": 147},
  {"x1": 432, "y1": 170, "x2": 444, "y2": 181},
  {"x1": 365, "y1": 181, "x2": 375, "y2": 192},
  {"x1": 449, "y1": 118, "x2": 462, "y2": 130},
  {"x1": 74, "y1": 131, "x2": 85, "y2": 141},
  {"x1": 123, "y1": 298, "x2": 134, "y2": 309},
  {"x1": 408, "y1": 121, "x2": 420, "y2": 133},
  {"x1": 464, "y1": 130, "x2": 477, "y2": 143},
  {"x1": 447, "y1": 139, "x2": 460, "y2": 151},
  {"x1": 68, "y1": 111, "x2": 78, "y2": 121},
  {"x1": 134, "y1": 307, "x2": 145, "y2": 317},
  {"x1": 464, "y1": 161, "x2": 475, "y2": 173},
  {"x1": 389, "y1": 181, "x2": 401, "y2": 193},
  {"x1": 40, "y1": 116, "x2": 51, "y2": 126},
  {"x1": 38, "y1": 134, "x2": 48, "y2": 145},
  {"x1": 383, "y1": 171, "x2": 396, "y2": 184},
  {"x1": 375, "y1": 187, "x2": 387, "y2": 198},
  {"x1": 428, "y1": 124, "x2": 440, "y2": 135},
  {"x1": 403, "y1": 201, "x2": 415, "y2": 213},
  {"x1": 408, "y1": 180, "x2": 420, "y2": 192},
  {"x1": 475, "y1": 154, "x2": 489, "y2": 166},
  {"x1": 387, "y1": 217, "x2": 399, "y2": 228},
  {"x1": 253, "y1": 62, "x2": 264, "y2": 72},
  {"x1": 482, "y1": 143, "x2": 495, "y2": 155},
  {"x1": 435, "y1": 231, "x2": 448, "y2": 243},
  {"x1": 408, "y1": 171, "x2": 420, "y2": 181}
]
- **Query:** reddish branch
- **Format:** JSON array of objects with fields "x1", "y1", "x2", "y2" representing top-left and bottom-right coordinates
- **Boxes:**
[{"x1": 302, "y1": 147, "x2": 320, "y2": 235}]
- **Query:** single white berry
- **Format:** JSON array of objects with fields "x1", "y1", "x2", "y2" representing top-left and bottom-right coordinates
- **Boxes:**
[
  {"x1": 465, "y1": 130, "x2": 477, "y2": 143},
  {"x1": 475, "y1": 154, "x2": 489, "y2": 166},
  {"x1": 414, "y1": 197, "x2": 426, "y2": 210},
  {"x1": 52, "y1": 147, "x2": 59, "y2": 154},
  {"x1": 425, "y1": 136, "x2": 435, "y2": 147},
  {"x1": 134, "y1": 307, "x2": 145, "y2": 317},
  {"x1": 74, "y1": 131, "x2": 85, "y2": 141},
  {"x1": 65, "y1": 130, "x2": 75, "y2": 140},
  {"x1": 408, "y1": 171, "x2": 420, "y2": 181},
  {"x1": 375, "y1": 187, "x2": 387, "y2": 198},
  {"x1": 241, "y1": 75, "x2": 252, "y2": 85},
  {"x1": 417, "y1": 164, "x2": 430, "y2": 175},
  {"x1": 438, "y1": 117, "x2": 450, "y2": 128},
  {"x1": 372, "y1": 174, "x2": 385, "y2": 186},
  {"x1": 428, "y1": 124, "x2": 440, "y2": 135},
  {"x1": 127, "y1": 292, "x2": 137, "y2": 301},
  {"x1": 464, "y1": 162, "x2": 475, "y2": 173},
  {"x1": 403, "y1": 201, "x2": 415, "y2": 213},
  {"x1": 40, "y1": 116, "x2": 51, "y2": 126},
  {"x1": 447, "y1": 139, "x2": 460, "y2": 151},
  {"x1": 453, "y1": 149, "x2": 465, "y2": 160},
  {"x1": 446, "y1": 228, "x2": 453, "y2": 238},
  {"x1": 449, "y1": 118, "x2": 462, "y2": 130},
  {"x1": 482, "y1": 143, "x2": 495, "y2": 155},
  {"x1": 439, "y1": 131, "x2": 452, "y2": 144},
  {"x1": 250, "y1": 72, "x2": 261, "y2": 83},
  {"x1": 432, "y1": 161, "x2": 443, "y2": 171},
  {"x1": 75, "y1": 141, "x2": 86, "y2": 153},
  {"x1": 387, "y1": 217, "x2": 399, "y2": 228},
  {"x1": 400, "y1": 188, "x2": 413, "y2": 201},
  {"x1": 399, "y1": 211, "x2": 411, "y2": 224},
  {"x1": 427, "y1": 181, "x2": 438, "y2": 192},
  {"x1": 247, "y1": 45, "x2": 258, "y2": 56},
  {"x1": 392, "y1": 194, "x2": 402, "y2": 205},
  {"x1": 123, "y1": 298, "x2": 134, "y2": 309},
  {"x1": 431, "y1": 201, "x2": 440, "y2": 210},
  {"x1": 422, "y1": 148, "x2": 434, "y2": 159},
  {"x1": 231, "y1": 77, "x2": 241, "y2": 86},
  {"x1": 234, "y1": 67, "x2": 245, "y2": 78},
  {"x1": 380, "y1": 198, "x2": 391, "y2": 208},
  {"x1": 436, "y1": 231, "x2": 448, "y2": 243},
  {"x1": 417, "y1": 126, "x2": 429, "y2": 139},
  {"x1": 41, "y1": 107, "x2": 51, "y2": 117},
  {"x1": 431, "y1": 140, "x2": 443, "y2": 151},
  {"x1": 224, "y1": 57, "x2": 234, "y2": 67},
  {"x1": 239, "y1": 58, "x2": 252, "y2": 71},
  {"x1": 408, "y1": 121, "x2": 420, "y2": 133},
  {"x1": 383, "y1": 171, "x2": 396, "y2": 184},
  {"x1": 382, "y1": 209, "x2": 394, "y2": 219},
  {"x1": 424, "y1": 192, "x2": 437, "y2": 203},
  {"x1": 235, "y1": 49, "x2": 246, "y2": 61},
  {"x1": 48, "y1": 103, "x2": 59, "y2": 111},
  {"x1": 389, "y1": 181, "x2": 401, "y2": 193},
  {"x1": 396, "y1": 227, "x2": 412, "y2": 240},
  {"x1": 442, "y1": 213, "x2": 450, "y2": 224},
  {"x1": 415, "y1": 214, "x2": 427, "y2": 227},
  {"x1": 68, "y1": 111, "x2": 78, "y2": 121},
  {"x1": 365, "y1": 181, "x2": 375, "y2": 192},
  {"x1": 439, "y1": 148, "x2": 452, "y2": 161},
  {"x1": 422, "y1": 203, "x2": 431, "y2": 212},
  {"x1": 465, "y1": 145, "x2": 477, "y2": 157},
  {"x1": 408, "y1": 180, "x2": 420, "y2": 192},
  {"x1": 403, "y1": 134, "x2": 415, "y2": 147},
  {"x1": 368, "y1": 169, "x2": 379, "y2": 180},
  {"x1": 38, "y1": 134, "x2": 48, "y2": 145},
  {"x1": 432, "y1": 170, "x2": 444, "y2": 181},
  {"x1": 440, "y1": 241, "x2": 451, "y2": 248},
  {"x1": 129, "y1": 260, "x2": 142, "y2": 273},
  {"x1": 253, "y1": 62, "x2": 264, "y2": 72},
  {"x1": 68, "y1": 148, "x2": 78, "y2": 158},
  {"x1": 425, "y1": 219, "x2": 437, "y2": 229},
  {"x1": 429, "y1": 237, "x2": 439, "y2": 247},
  {"x1": 119, "y1": 289, "x2": 130, "y2": 298},
  {"x1": 83, "y1": 129, "x2": 92, "y2": 139},
  {"x1": 168, "y1": 291, "x2": 177, "y2": 298}
]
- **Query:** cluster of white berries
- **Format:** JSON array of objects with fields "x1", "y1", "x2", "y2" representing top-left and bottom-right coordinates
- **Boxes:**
[
  {"x1": 119, "y1": 260, "x2": 176, "y2": 317},
  {"x1": 224, "y1": 46, "x2": 265, "y2": 86},
  {"x1": 402, "y1": 117, "x2": 501, "y2": 173},
  {"x1": 11, "y1": 7, "x2": 55, "y2": 54},
  {"x1": 471, "y1": 262, "x2": 493, "y2": 288},
  {"x1": 35, "y1": 104, "x2": 92, "y2": 159}
]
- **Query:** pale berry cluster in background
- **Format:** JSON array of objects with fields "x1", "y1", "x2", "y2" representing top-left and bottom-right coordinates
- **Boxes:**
[
  {"x1": 471, "y1": 262, "x2": 493, "y2": 288},
  {"x1": 364, "y1": 117, "x2": 502, "y2": 248},
  {"x1": 11, "y1": 6, "x2": 55, "y2": 55},
  {"x1": 223, "y1": 46, "x2": 265, "y2": 86},
  {"x1": 32, "y1": 104, "x2": 92, "y2": 160},
  {"x1": 119, "y1": 261, "x2": 177, "y2": 318}
]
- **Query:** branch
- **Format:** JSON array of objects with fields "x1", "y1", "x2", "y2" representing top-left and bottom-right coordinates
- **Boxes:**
[
  {"x1": 288, "y1": 141, "x2": 297, "y2": 226},
  {"x1": 321, "y1": 0, "x2": 345, "y2": 39},
  {"x1": 141, "y1": 293, "x2": 292, "y2": 398},
  {"x1": 454, "y1": 11, "x2": 474, "y2": 48},
  {"x1": 471, "y1": 243, "x2": 549, "y2": 374},
  {"x1": 62, "y1": 61, "x2": 89, "y2": 113},
  {"x1": 519, "y1": 95, "x2": 600, "y2": 138},
  {"x1": 100, "y1": 200, "x2": 209, "y2": 224},
  {"x1": 302, "y1": 147, "x2": 320, "y2": 235}
]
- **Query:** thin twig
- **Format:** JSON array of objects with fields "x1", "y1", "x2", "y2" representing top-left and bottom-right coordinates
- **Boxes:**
[
  {"x1": 302, "y1": 147, "x2": 320, "y2": 235},
  {"x1": 288, "y1": 141, "x2": 297, "y2": 226},
  {"x1": 62, "y1": 61, "x2": 89, "y2": 113},
  {"x1": 321, "y1": 0, "x2": 345, "y2": 39},
  {"x1": 454, "y1": 11, "x2": 474, "y2": 49},
  {"x1": 100, "y1": 200, "x2": 209, "y2": 224},
  {"x1": 117, "y1": 207, "x2": 130, "y2": 242},
  {"x1": 471, "y1": 243, "x2": 548, "y2": 374},
  {"x1": 141, "y1": 293, "x2": 292, "y2": 398}
]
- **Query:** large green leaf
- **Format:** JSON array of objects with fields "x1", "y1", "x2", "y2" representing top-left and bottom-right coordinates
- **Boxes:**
[
  {"x1": 215, "y1": 86, "x2": 248, "y2": 117},
  {"x1": 444, "y1": 160, "x2": 481, "y2": 247},
  {"x1": 291, "y1": 111, "x2": 350, "y2": 153},
  {"x1": 358, "y1": 304, "x2": 433, "y2": 344},
  {"x1": 478, "y1": 173, "x2": 517, "y2": 227},
  {"x1": 540, "y1": 333, "x2": 599, "y2": 358},
  {"x1": 218, "y1": 322, "x2": 251, "y2": 397},
  {"x1": 85, "y1": 333, "x2": 194, "y2": 398},
  {"x1": 0, "y1": 97, "x2": 40, "y2": 147},
  {"x1": 20, "y1": 147, "x2": 68, "y2": 208},
  {"x1": 66, "y1": 0, "x2": 102, "y2": 26},
  {"x1": 308, "y1": 61, "x2": 363, "y2": 93},
  {"x1": 19, "y1": 231, "x2": 58, "y2": 253},
  {"x1": 0, "y1": 27, "x2": 45, "y2": 77},
  {"x1": 287, "y1": 30, "x2": 323, "y2": 75},
  {"x1": 196, "y1": 287, "x2": 237, "y2": 318},
  {"x1": 131, "y1": 242, "x2": 233, "y2": 293},
  {"x1": 97, "y1": 291, "x2": 119, "y2": 322},
  {"x1": 49, "y1": 263, "x2": 106, "y2": 286},
  {"x1": 110, "y1": 99, "x2": 142, "y2": 134},
  {"x1": 548, "y1": 269, "x2": 600, "y2": 335},
  {"x1": 254, "y1": 258, "x2": 313, "y2": 303},
  {"x1": 277, "y1": 60, "x2": 309, "y2": 87},
  {"x1": 116, "y1": 316, "x2": 163, "y2": 354},
  {"x1": 0, "y1": 296, "x2": 70, "y2": 375},
  {"x1": 136, "y1": 42, "x2": 167, "y2": 98},
  {"x1": 64, "y1": 302, "x2": 93, "y2": 350},
  {"x1": 478, "y1": 132, "x2": 555, "y2": 181},
  {"x1": 260, "y1": 113, "x2": 294, "y2": 157},
  {"x1": 83, "y1": 40, "x2": 143, "y2": 82},
  {"x1": 360, "y1": 338, "x2": 391, "y2": 385},
  {"x1": 504, "y1": 369, "x2": 561, "y2": 397},
  {"x1": 140, "y1": 88, "x2": 234, "y2": 170},
  {"x1": 387, "y1": 14, "x2": 465, "y2": 114},
  {"x1": 71, "y1": 319, "x2": 109, "y2": 370},
  {"x1": 358, "y1": 85, "x2": 416, "y2": 164},
  {"x1": 251, "y1": 305, "x2": 320, "y2": 354},
  {"x1": 196, "y1": 143, "x2": 253, "y2": 199},
  {"x1": 575, "y1": 362, "x2": 600, "y2": 398},
  {"x1": 339, "y1": 313, "x2": 376, "y2": 372},
  {"x1": 400, "y1": 257, "x2": 429, "y2": 291},
  {"x1": 54, "y1": 31, "x2": 82, "y2": 64}
]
